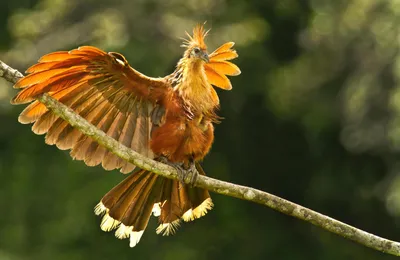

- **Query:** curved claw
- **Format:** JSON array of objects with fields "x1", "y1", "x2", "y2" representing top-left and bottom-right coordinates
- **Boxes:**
[
  {"x1": 186, "y1": 162, "x2": 199, "y2": 187},
  {"x1": 158, "y1": 156, "x2": 198, "y2": 186}
]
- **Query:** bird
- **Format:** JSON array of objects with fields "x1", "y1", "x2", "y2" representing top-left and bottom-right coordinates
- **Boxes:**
[{"x1": 10, "y1": 24, "x2": 240, "y2": 247}]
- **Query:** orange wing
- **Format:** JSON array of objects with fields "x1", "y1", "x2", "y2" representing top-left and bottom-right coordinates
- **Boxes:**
[
  {"x1": 12, "y1": 46, "x2": 170, "y2": 173},
  {"x1": 205, "y1": 42, "x2": 241, "y2": 90}
]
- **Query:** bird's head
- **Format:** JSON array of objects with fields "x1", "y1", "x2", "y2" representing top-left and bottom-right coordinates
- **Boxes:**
[
  {"x1": 180, "y1": 24, "x2": 241, "y2": 90},
  {"x1": 189, "y1": 46, "x2": 209, "y2": 63},
  {"x1": 182, "y1": 24, "x2": 210, "y2": 63}
]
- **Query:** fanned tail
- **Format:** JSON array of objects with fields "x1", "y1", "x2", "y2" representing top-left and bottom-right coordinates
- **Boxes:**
[{"x1": 94, "y1": 162, "x2": 213, "y2": 247}]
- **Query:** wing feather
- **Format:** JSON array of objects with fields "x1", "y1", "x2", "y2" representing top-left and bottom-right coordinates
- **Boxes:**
[
  {"x1": 39, "y1": 51, "x2": 72, "y2": 62},
  {"x1": 26, "y1": 58, "x2": 88, "y2": 74},
  {"x1": 205, "y1": 42, "x2": 240, "y2": 90},
  {"x1": 204, "y1": 66, "x2": 232, "y2": 90},
  {"x1": 205, "y1": 61, "x2": 241, "y2": 76},
  {"x1": 209, "y1": 51, "x2": 238, "y2": 61},
  {"x1": 12, "y1": 46, "x2": 170, "y2": 173},
  {"x1": 101, "y1": 111, "x2": 129, "y2": 170},
  {"x1": 209, "y1": 42, "x2": 235, "y2": 55}
]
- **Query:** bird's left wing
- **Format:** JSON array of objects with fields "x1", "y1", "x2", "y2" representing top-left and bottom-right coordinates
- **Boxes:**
[
  {"x1": 204, "y1": 42, "x2": 241, "y2": 90},
  {"x1": 11, "y1": 46, "x2": 170, "y2": 173}
]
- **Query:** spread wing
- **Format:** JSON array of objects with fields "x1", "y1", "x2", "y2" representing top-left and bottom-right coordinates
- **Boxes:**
[
  {"x1": 12, "y1": 46, "x2": 169, "y2": 173},
  {"x1": 204, "y1": 42, "x2": 241, "y2": 90}
]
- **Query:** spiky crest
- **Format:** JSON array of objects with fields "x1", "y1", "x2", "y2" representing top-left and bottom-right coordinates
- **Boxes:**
[{"x1": 181, "y1": 23, "x2": 210, "y2": 51}]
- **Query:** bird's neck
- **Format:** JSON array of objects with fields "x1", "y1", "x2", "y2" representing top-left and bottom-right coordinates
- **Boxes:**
[{"x1": 171, "y1": 58, "x2": 219, "y2": 117}]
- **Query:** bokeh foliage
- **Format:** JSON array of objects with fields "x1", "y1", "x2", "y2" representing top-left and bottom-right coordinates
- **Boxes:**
[{"x1": 1, "y1": 0, "x2": 400, "y2": 259}]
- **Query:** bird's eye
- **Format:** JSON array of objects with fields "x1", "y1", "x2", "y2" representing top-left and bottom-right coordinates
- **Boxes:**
[{"x1": 193, "y1": 48, "x2": 200, "y2": 54}]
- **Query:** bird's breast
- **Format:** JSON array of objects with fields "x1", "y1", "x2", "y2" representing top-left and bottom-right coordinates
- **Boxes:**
[
  {"x1": 150, "y1": 111, "x2": 214, "y2": 163},
  {"x1": 175, "y1": 67, "x2": 220, "y2": 116}
]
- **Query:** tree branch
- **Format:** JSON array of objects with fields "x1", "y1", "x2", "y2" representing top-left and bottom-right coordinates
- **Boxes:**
[{"x1": 1, "y1": 59, "x2": 399, "y2": 256}]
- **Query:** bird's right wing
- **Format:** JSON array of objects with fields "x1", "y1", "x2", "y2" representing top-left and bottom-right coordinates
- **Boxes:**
[{"x1": 12, "y1": 46, "x2": 170, "y2": 173}]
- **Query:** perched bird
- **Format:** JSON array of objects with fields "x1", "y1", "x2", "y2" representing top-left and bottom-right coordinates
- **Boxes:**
[{"x1": 11, "y1": 24, "x2": 240, "y2": 247}]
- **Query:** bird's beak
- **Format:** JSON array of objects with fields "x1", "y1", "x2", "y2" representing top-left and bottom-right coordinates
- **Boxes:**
[{"x1": 201, "y1": 52, "x2": 209, "y2": 63}]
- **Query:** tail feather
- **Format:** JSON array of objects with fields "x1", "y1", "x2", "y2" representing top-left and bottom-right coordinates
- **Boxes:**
[
  {"x1": 95, "y1": 163, "x2": 213, "y2": 247},
  {"x1": 156, "y1": 180, "x2": 186, "y2": 236}
]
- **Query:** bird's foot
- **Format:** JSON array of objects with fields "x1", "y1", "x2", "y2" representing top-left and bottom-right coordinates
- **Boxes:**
[
  {"x1": 184, "y1": 162, "x2": 199, "y2": 187},
  {"x1": 158, "y1": 156, "x2": 198, "y2": 187}
]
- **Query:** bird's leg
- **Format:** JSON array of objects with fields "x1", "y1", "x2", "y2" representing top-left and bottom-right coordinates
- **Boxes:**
[
  {"x1": 185, "y1": 158, "x2": 199, "y2": 187},
  {"x1": 158, "y1": 156, "x2": 198, "y2": 187}
]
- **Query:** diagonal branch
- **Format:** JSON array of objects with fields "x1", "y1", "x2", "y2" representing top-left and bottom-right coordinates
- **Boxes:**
[{"x1": 1, "y1": 59, "x2": 400, "y2": 256}]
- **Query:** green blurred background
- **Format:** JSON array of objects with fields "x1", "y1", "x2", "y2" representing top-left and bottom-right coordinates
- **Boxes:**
[{"x1": 1, "y1": 0, "x2": 400, "y2": 259}]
